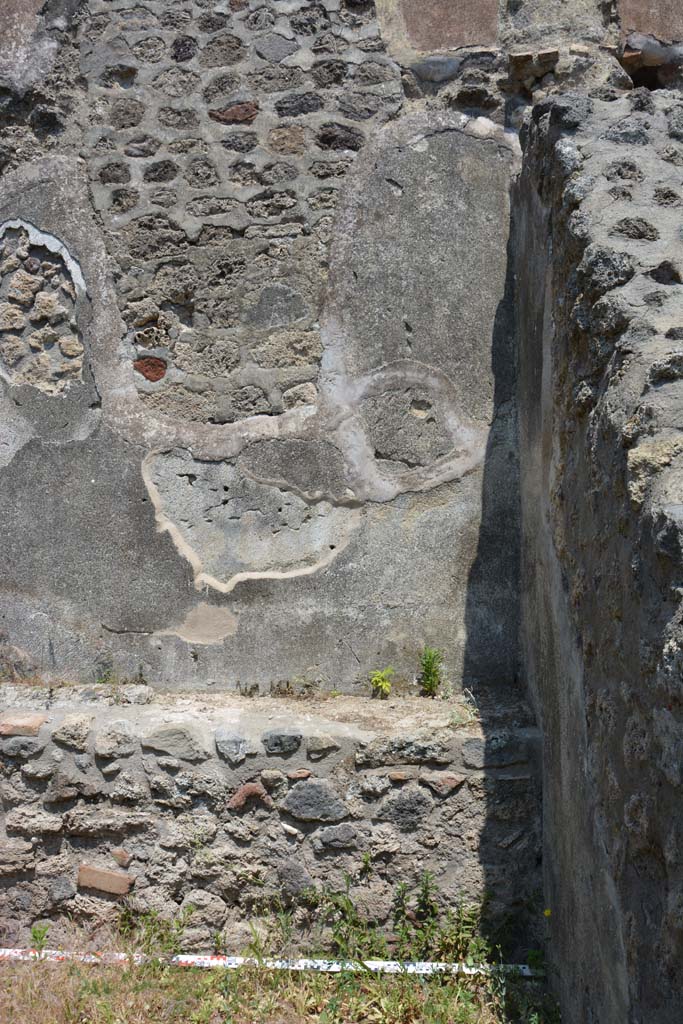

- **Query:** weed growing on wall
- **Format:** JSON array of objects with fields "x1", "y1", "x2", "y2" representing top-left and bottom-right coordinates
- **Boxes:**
[
  {"x1": 420, "y1": 646, "x2": 444, "y2": 696},
  {"x1": 29, "y1": 923, "x2": 50, "y2": 957},
  {"x1": 370, "y1": 666, "x2": 394, "y2": 698}
]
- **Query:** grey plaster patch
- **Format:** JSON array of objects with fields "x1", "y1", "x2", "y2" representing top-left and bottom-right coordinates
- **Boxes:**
[{"x1": 144, "y1": 448, "x2": 362, "y2": 595}]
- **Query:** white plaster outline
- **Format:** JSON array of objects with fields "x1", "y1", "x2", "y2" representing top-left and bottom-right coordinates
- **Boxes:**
[
  {"x1": 0, "y1": 219, "x2": 87, "y2": 297},
  {"x1": 141, "y1": 449, "x2": 361, "y2": 595}
]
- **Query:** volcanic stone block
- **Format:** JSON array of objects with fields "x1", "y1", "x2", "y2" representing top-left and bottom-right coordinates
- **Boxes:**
[
  {"x1": 378, "y1": 785, "x2": 434, "y2": 832},
  {"x1": 281, "y1": 780, "x2": 348, "y2": 822},
  {"x1": 94, "y1": 721, "x2": 138, "y2": 759},
  {"x1": 0, "y1": 838, "x2": 35, "y2": 876},
  {"x1": 6, "y1": 808, "x2": 63, "y2": 834},
  {"x1": 262, "y1": 729, "x2": 303, "y2": 755},
  {"x1": 215, "y1": 728, "x2": 251, "y2": 765},
  {"x1": 52, "y1": 714, "x2": 92, "y2": 751},
  {"x1": 141, "y1": 725, "x2": 208, "y2": 762}
]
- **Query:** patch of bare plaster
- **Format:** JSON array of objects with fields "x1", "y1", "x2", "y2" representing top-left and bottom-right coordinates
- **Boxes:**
[
  {"x1": 155, "y1": 603, "x2": 238, "y2": 644},
  {"x1": 142, "y1": 449, "x2": 361, "y2": 595}
]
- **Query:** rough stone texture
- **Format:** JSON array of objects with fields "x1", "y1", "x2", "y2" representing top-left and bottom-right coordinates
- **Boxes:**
[
  {"x1": 0, "y1": 686, "x2": 541, "y2": 956},
  {"x1": 0, "y1": 0, "x2": 644, "y2": 697},
  {"x1": 517, "y1": 91, "x2": 683, "y2": 1023},
  {"x1": 0, "y1": 109, "x2": 519, "y2": 691}
]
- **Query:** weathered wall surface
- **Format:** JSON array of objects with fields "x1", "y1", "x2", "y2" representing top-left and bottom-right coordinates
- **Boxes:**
[
  {"x1": 0, "y1": 1, "x2": 660, "y2": 694},
  {"x1": 0, "y1": 686, "x2": 541, "y2": 952},
  {"x1": 4, "y1": 1, "x2": 683, "y2": 1020},
  {"x1": 517, "y1": 90, "x2": 683, "y2": 1023},
  {"x1": 0, "y1": 0, "x2": 530, "y2": 691}
]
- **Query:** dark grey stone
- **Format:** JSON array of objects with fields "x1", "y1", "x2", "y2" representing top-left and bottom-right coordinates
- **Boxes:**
[
  {"x1": 48, "y1": 875, "x2": 77, "y2": 904},
  {"x1": 275, "y1": 93, "x2": 324, "y2": 118},
  {"x1": 277, "y1": 857, "x2": 313, "y2": 896},
  {"x1": 378, "y1": 785, "x2": 433, "y2": 832},
  {"x1": 2, "y1": 736, "x2": 46, "y2": 759},
  {"x1": 262, "y1": 730, "x2": 302, "y2": 756},
  {"x1": 281, "y1": 780, "x2": 348, "y2": 822},
  {"x1": 578, "y1": 245, "x2": 635, "y2": 299},
  {"x1": 311, "y1": 823, "x2": 357, "y2": 851},
  {"x1": 356, "y1": 736, "x2": 450, "y2": 768},
  {"x1": 215, "y1": 727, "x2": 251, "y2": 765},
  {"x1": 254, "y1": 34, "x2": 299, "y2": 63}
]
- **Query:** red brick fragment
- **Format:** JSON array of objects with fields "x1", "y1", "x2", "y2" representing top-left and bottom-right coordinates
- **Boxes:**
[
  {"x1": 419, "y1": 772, "x2": 466, "y2": 797},
  {"x1": 287, "y1": 768, "x2": 312, "y2": 781},
  {"x1": 111, "y1": 847, "x2": 132, "y2": 868},
  {"x1": 78, "y1": 863, "x2": 132, "y2": 895},
  {"x1": 134, "y1": 356, "x2": 167, "y2": 382},
  {"x1": 227, "y1": 781, "x2": 273, "y2": 810},
  {"x1": 209, "y1": 101, "x2": 259, "y2": 125},
  {"x1": 0, "y1": 713, "x2": 47, "y2": 737}
]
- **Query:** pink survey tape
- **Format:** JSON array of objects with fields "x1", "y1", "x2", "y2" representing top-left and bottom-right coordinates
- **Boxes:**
[{"x1": 0, "y1": 948, "x2": 539, "y2": 977}]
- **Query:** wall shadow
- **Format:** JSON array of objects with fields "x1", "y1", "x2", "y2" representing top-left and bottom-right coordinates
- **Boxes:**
[{"x1": 461, "y1": 205, "x2": 544, "y2": 964}]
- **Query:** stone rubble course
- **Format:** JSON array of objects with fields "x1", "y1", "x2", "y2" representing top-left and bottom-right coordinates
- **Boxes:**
[{"x1": 0, "y1": 688, "x2": 541, "y2": 955}]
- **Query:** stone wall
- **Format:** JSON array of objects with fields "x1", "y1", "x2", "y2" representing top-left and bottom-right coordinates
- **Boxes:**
[
  {"x1": 0, "y1": 685, "x2": 541, "y2": 953},
  {"x1": 3, "y1": 2, "x2": 683, "y2": 1022},
  {"x1": 517, "y1": 90, "x2": 683, "y2": 1023},
  {"x1": 0, "y1": 0, "x2": 647, "y2": 693},
  {"x1": 0, "y1": 0, "x2": 534, "y2": 692}
]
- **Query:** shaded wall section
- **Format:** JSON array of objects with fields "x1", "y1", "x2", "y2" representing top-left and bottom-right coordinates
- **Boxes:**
[{"x1": 517, "y1": 91, "x2": 683, "y2": 1023}]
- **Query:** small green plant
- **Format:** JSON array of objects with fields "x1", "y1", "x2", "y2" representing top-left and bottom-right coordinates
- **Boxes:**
[
  {"x1": 359, "y1": 851, "x2": 373, "y2": 879},
  {"x1": 370, "y1": 665, "x2": 394, "y2": 699},
  {"x1": 30, "y1": 922, "x2": 50, "y2": 956},
  {"x1": 527, "y1": 948, "x2": 545, "y2": 972},
  {"x1": 419, "y1": 646, "x2": 444, "y2": 696}
]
